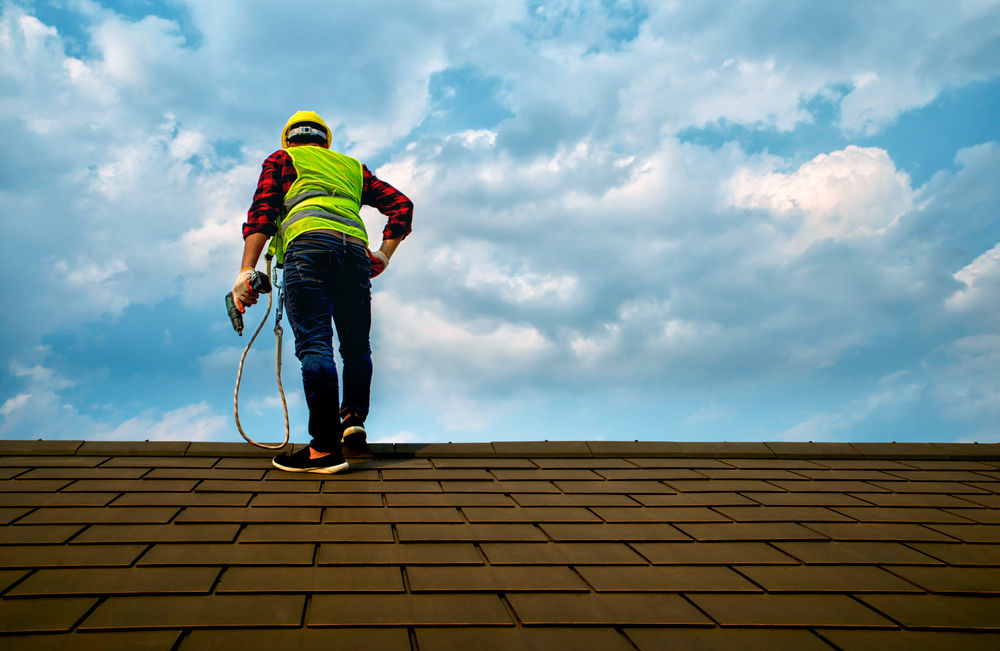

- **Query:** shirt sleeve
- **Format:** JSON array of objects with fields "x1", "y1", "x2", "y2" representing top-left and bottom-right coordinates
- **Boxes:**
[
  {"x1": 361, "y1": 165, "x2": 414, "y2": 241},
  {"x1": 243, "y1": 150, "x2": 297, "y2": 239}
]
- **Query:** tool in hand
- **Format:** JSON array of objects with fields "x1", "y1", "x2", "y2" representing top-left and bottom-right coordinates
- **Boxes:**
[
  {"x1": 224, "y1": 260, "x2": 290, "y2": 450},
  {"x1": 225, "y1": 270, "x2": 272, "y2": 336}
]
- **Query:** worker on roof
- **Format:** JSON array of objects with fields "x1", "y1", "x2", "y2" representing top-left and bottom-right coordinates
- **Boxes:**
[{"x1": 233, "y1": 110, "x2": 413, "y2": 473}]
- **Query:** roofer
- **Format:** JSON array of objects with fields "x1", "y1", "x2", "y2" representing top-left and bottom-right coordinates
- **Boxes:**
[{"x1": 233, "y1": 111, "x2": 413, "y2": 473}]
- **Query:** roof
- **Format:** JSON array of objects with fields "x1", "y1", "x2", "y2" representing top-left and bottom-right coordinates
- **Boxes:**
[{"x1": 1, "y1": 439, "x2": 998, "y2": 650}]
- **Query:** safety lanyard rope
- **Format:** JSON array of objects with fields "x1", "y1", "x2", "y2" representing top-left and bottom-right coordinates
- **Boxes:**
[{"x1": 233, "y1": 257, "x2": 290, "y2": 450}]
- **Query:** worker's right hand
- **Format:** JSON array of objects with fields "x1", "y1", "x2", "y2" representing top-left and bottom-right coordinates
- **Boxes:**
[{"x1": 232, "y1": 268, "x2": 260, "y2": 313}]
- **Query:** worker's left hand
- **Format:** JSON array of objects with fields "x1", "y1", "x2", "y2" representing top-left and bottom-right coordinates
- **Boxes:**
[
  {"x1": 369, "y1": 250, "x2": 389, "y2": 278},
  {"x1": 232, "y1": 268, "x2": 260, "y2": 312}
]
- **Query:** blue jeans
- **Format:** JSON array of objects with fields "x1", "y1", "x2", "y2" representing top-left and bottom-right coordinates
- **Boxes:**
[{"x1": 282, "y1": 232, "x2": 373, "y2": 452}]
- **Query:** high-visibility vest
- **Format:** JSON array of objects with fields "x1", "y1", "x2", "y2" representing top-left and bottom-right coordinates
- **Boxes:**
[{"x1": 267, "y1": 146, "x2": 367, "y2": 265}]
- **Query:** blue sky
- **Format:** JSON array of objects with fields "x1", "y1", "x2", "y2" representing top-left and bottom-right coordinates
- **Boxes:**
[{"x1": 1, "y1": 0, "x2": 999, "y2": 446}]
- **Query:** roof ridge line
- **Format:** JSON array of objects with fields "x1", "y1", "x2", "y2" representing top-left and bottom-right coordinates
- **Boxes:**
[{"x1": 0, "y1": 439, "x2": 997, "y2": 460}]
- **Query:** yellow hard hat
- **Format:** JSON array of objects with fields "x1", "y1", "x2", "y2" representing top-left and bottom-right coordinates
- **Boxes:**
[{"x1": 282, "y1": 111, "x2": 331, "y2": 149}]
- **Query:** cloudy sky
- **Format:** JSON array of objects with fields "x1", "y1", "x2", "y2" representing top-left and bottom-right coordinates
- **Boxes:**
[{"x1": 2, "y1": 0, "x2": 999, "y2": 446}]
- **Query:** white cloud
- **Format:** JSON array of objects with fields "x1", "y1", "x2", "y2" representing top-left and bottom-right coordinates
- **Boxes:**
[
  {"x1": 682, "y1": 403, "x2": 731, "y2": 426},
  {"x1": 373, "y1": 291, "x2": 553, "y2": 377},
  {"x1": 373, "y1": 430, "x2": 420, "y2": 444},
  {"x1": 95, "y1": 402, "x2": 227, "y2": 442},
  {"x1": 0, "y1": 394, "x2": 32, "y2": 417},
  {"x1": 730, "y1": 146, "x2": 915, "y2": 255},
  {"x1": 777, "y1": 382, "x2": 924, "y2": 442},
  {"x1": 927, "y1": 335, "x2": 1000, "y2": 425},
  {"x1": 9, "y1": 362, "x2": 75, "y2": 390},
  {"x1": 428, "y1": 241, "x2": 578, "y2": 304},
  {"x1": 839, "y1": 72, "x2": 938, "y2": 136},
  {"x1": 947, "y1": 241, "x2": 1000, "y2": 311}
]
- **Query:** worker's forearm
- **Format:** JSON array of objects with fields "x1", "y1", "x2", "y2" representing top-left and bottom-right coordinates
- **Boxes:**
[
  {"x1": 379, "y1": 237, "x2": 403, "y2": 261},
  {"x1": 241, "y1": 233, "x2": 270, "y2": 270}
]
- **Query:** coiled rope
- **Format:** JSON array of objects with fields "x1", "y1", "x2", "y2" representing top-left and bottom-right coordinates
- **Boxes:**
[{"x1": 233, "y1": 257, "x2": 290, "y2": 450}]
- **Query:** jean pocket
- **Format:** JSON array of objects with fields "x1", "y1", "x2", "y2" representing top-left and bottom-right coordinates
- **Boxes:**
[
  {"x1": 285, "y1": 252, "x2": 324, "y2": 284},
  {"x1": 350, "y1": 249, "x2": 373, "y2": 288}
]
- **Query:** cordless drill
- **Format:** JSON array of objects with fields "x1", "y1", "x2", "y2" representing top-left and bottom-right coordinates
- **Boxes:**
[{"x1": 225, "y1": 270, "x2": 272, "y2": 336}]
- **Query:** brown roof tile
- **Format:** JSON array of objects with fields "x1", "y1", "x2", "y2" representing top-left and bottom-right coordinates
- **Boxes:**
[
  {"x1": 398, "y1": 442, "x2": 497, "y2": 457},
  {"x1": 858, "y1": 594, "x2": 1000, "y2": 629},
  {"x1": 587, "y1": 441, "x2": 684, "y2": 458},
  {"x1": 626, "y1": 628, "x2": 835, "y2": 651},
  {"x1": 8, "y1": 567, "x2": 220, "y2": 597},
  {"x1": 630, "y1": 542, "x2": 797, "y2": 564},
  {"x1": 215, "y1": 566, "x2": 404, "y2": 593},
  {"x1": 737, "y1": 564, "x2": 921, "y2": 592},
  {"x1": 187, "y1": 628, "x2": 410, "y2": 650},
  {"x1": 175, "y1": 507, "x2": 321, "y2": 523},
  {"x1": 407, "y1": 565, "x2": 588, "y2": 592},
  {"x1": 0, "y1": 631, "x2": 182, "y2": 651},
  {"x1": 138, "y1": 543, "x2": 314, "y2": 566},
  {"x1": 510, "y1": 493, "x2": 639, "y2": 507},
  {"x1": 238, "y1": 523, "x2": 394, "y2": 543},
  {"x1": 0, "y1": 440, "x2": 83, "y2": 455},
  {"x1": 494, "y1": 441, "x2": 592, "y2": 458},
  {"x1": 802, "y1": 522, "x2": 954, "y2": 541},
  {"x1": 675, "y1": 522, "x2": 828, "y2": 541},
  {"x1": 112, "y1": 492, "x2": 251, "y2": 507},
  {"x1": 0, "y1": 544, "x2": 146, "y2": 568},
  {"x1": 592, "y1": 506, "x2": 729, "y2": 522},
  {"x1": 386, "y1": 492, "x2": 514, "y2": 506},
  {"x1": 909, "y1": 542, "x2": 1000, "y2": 565},
  {"x1": 480, "y1": 542, "x2": 647, "y2": 565},
  {"x1": 396, "y1": 523, "x2": 548, "y2": 542},
  {"x1": 773, "y1": 541, "x2": 944, "y2": 565},
  {"x1": 418, "y1": 627, "x2": 633, "y2": 651},
  {"x1": 690, "y1": 593, "x2": 894, "y2": 627},
  {"x1": 0, "y1": 456, "x2": 104, "y2": 467},
  {"x1": 539, "y1": 523, "x2": 689, "y2": 541},
  {"x1": 72, "y1": 524, "x2": 239, "y2": 544},
  {"x1": 923, "y1": 524, "x2": 1000, "y2": 542},
  {"x1": 890, "y1": 566, "x2": 1000, "y2": 594},
  {"x1": 17, "y1": 506, "x2": 179, "y2": 525},
  {"x1": 577, "y1": 565, "x2": 759, "y2": 592},
  {"x1": 79, "y1": 594, "x2": 304, "y2": 629},
  {"x1": 0, "y1": 597, "x2": 98, "y2": 632},
  {"x1": 0, "y1": 508, "x2": 30, "y2": 524},
  {"x1": 507, "y1": 592, "x2": 712, "y2": 625},
  {"x1": 316, "y1": 542, "x2": 483, "y2": 565},
  {"x1": 0, "y1": 524, "x2": 84, "y2": 545},
  {"x1": 308, "y1": 593, "x2": 512, "y2": 625},
  {"x1": 744, "y1": 491, "x2": 871, "y2": 506},
  {"x1": 633, "y1": 492, "x2": 757, "y2": 506},
  {"x1": 819, "y1": 629, "x2": 1000, "y2": 651}
]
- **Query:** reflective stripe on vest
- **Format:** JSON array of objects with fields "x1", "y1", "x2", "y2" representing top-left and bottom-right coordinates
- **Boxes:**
[
  {"x1": 279, "y1": 208, "x2": 360, "y2": 237},
  {"x1": 284, "y1": 189, "x2": 355, "y2": 211}
]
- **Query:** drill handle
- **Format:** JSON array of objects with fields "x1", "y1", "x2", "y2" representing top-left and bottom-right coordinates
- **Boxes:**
[{"x1": 249, "y1": 270, "x2": 272, "y2": 294}]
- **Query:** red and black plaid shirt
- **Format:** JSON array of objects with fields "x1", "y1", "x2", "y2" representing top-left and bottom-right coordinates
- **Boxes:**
[{"x1": 243, "y1": 148, "x2": 413, "y2": 242}]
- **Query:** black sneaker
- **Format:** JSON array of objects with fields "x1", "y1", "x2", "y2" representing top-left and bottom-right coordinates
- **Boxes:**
[
  {"x1": 272, "y1": 446, "x2": 349, "y2": 474},
  {"x1": 341, "y1": 413, "x2": 370, "y2": 458}
]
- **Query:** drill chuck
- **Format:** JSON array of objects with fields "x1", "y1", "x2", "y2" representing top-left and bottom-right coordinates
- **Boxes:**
[
  {"x1": 225, "y1": 270, "x2": 273, "y2": 336},
  {"x1": 226, "y1": 292, "x2": 244, "y2": 335}
]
